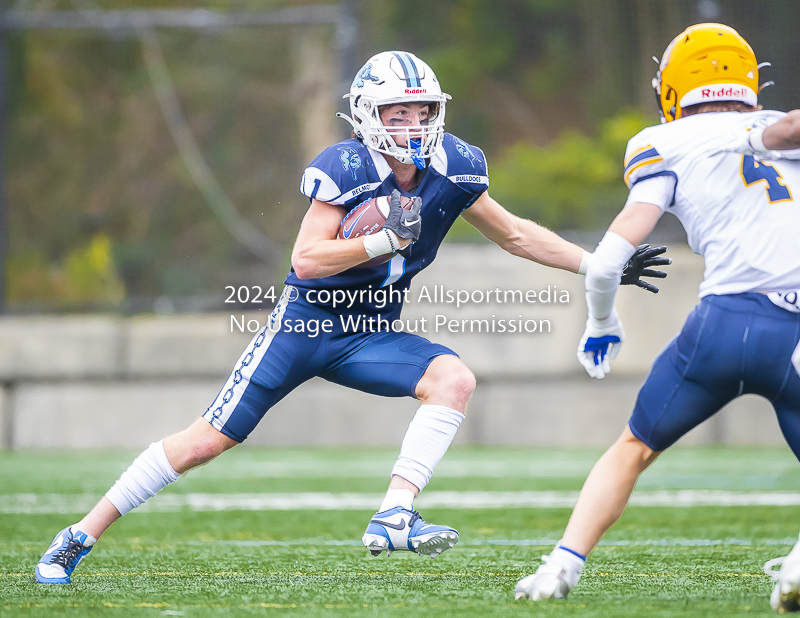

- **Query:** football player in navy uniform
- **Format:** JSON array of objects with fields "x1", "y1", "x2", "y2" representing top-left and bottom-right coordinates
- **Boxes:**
[{"x1": 35, "y1": 51, "x2": 668, "y2": 584}]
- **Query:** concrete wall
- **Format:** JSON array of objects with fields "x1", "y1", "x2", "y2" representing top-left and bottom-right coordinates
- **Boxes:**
[{"x1": 0, "y1": 245, "x2": 786, "y2": 449}]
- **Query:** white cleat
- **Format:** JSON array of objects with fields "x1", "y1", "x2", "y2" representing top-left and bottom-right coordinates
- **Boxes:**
[
  {"x1": 362, "y1": 506, "x2": 459, "y2": 559},
  {"x1": 766, "y1": 554, "x2": 800, "y2": 613},
  {"x1": 515, "y1": 555, "x2": 581, "y2": 601}
]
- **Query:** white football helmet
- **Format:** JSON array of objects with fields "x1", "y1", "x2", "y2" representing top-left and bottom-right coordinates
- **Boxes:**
[{"x1": 337, "y1": 51, "x2": 451, "y2": 169}]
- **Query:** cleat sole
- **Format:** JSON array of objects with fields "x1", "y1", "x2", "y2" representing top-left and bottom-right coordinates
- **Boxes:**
[
  {"x1": 411, "y1": 530, "x2": 459, "y2": 558},
  {"x1": 778, "y1": 588, "x2": 800, "y2": 613},
  {"x1": 362, "y1": 533, "x2": 390, "y2": 557},
  {"x1": 35, "y1": 566, "x2": 70, "y2": 585}
]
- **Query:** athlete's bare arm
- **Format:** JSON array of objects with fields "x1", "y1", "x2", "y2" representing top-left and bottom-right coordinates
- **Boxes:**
[
  {"x1": 291, "y1": 199, "x2": 411, "y2": 280},
  {"x1": 763, "y1": 109, "x2": 800, "y2": 150},
  {"x1": 461, "y1": 190, "x2": 584, "y2": 273},
  {"x1": 607, "y1": 202, "x2": 663, "y2": 247}
]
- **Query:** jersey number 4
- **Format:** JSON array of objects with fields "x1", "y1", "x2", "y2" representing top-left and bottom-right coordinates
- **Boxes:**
[{"x1": 740, "y1": 155, "x2": 793, "y2": 203}]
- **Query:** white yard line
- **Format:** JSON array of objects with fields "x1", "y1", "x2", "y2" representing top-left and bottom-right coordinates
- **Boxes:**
[
  {"x1": 175, "y1": 537, "x2": 798, "y2": 548},
  {"x1": 3, "y1": 490, "x2": 800, "y2": 514}
]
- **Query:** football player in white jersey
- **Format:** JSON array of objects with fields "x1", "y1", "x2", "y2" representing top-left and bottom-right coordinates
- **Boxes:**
[{"x1": 513, "y1": 24, "x2": 800, "y2": 610}]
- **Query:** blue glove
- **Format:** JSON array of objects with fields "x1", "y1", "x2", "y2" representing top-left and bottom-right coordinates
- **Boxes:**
[{"x1": 577, "y1": 309, "x2": 625, "y2": 379}]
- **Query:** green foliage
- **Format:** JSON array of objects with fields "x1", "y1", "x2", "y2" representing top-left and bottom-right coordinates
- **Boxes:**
[
  {"x1": 7, "y1": 27, "x2": 304, "y2": 309},
  {"x1": 488, "y1": 111, "x2": 653, "y2": 231},
  {"x1": 8, "y1": 234, "x2": 125, "y2": 309},
  {"x1": 6, "y1": 0, "x2": 798, "y2": 309}
]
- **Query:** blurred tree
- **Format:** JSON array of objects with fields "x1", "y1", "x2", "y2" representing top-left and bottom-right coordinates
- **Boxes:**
[
  {"x1": 7, "y1": 12, "x2": 310, "y2": 310},
  {"x1": 447, "y1": 110, "x2": 651, "y2": 239},
  {"x1": 4, "y1": 0, "x2": 798, "y2": 311},
  {"x1": 9, "y1": 233, "x2": 125, "y2": 308}
]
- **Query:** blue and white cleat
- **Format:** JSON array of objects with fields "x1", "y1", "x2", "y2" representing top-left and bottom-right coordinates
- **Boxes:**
[
  {"x1": 362, "y1": 506, "x2": 459, "y2": 558},
  {"x1": 35, "y1": 526, "x2": 95, "y2": 584}
]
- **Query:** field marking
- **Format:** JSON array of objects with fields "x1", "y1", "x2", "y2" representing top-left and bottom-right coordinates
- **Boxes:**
[
  {"x1": 3, "y1": 490, "x2": 800, "y2": 514},
  {"x1": 165, "y1": 537, "x2": 796, "y2": 548},
  {"x1": 0, "y1": 568, "x2": 774, "y2": 580},
  {"x1": 6, "y1": 537, "x2": 796, "y2": 556}
]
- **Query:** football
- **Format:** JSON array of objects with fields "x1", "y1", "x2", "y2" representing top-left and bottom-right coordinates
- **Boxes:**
[
  {"x1": 337, "y1": 195, "x2": 414, "y2": 267},
  {"x1": 337, "y1": 195, "x2": 414, "y2": 240}
]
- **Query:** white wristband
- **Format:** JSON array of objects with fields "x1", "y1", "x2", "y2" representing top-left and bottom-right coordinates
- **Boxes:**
[
  {"x1": 748, "y1": 127, "x2": 769, "y2": 154},
  {"x1": 363, "y1": 229, "x2": 401, "y2": 259},
  {"x1": 578, "y1": 251, "x2": 591, "y2": 276}
]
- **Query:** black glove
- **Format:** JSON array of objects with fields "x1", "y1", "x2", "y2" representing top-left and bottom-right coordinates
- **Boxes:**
[
  {"x1": 620, "y1": 244, "x2": 671, "y2": 294},
  {"x1": 383, "y1": 189, "x2": 422, "y2": 241}
]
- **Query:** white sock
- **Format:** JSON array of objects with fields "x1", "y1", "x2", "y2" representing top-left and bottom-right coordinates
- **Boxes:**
[
  {"x1": 551, "y1": 544, "x2": 587, "y2": 574},
  {"x1": 379, "y1": 488, "x2": 415, "y2": 513},
  {"x1": 105, "y1": 441, "x2": 180, "y2": 516},
  {"x1": 788, "y1": 531, "x2": 800, "y2": 560},
  {"x1": 70, "y1": 526, "x2": 97, "y2": 547},
  {"x1": 390, "y1": 404, "x2": 464, "y2": 493}
]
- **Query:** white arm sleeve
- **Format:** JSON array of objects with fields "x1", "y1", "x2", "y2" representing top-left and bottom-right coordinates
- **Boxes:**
[
  {"x1": 585, "y1": 231, "x2": 636, "y2": 321},
  {"x1": 624, "y1": 174, "x2": 676, "y2": 211}
]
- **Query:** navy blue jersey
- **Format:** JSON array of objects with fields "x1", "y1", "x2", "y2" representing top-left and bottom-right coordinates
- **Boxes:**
[{"x1": 285, "y1": 133, "x2": 489, "y2": 320}]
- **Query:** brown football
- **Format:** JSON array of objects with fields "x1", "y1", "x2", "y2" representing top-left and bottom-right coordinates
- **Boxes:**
[{"x1": 337, "y1": 195, "x2": 414, "y2": 267}]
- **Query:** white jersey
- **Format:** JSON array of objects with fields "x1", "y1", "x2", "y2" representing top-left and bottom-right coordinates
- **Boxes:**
[{"x1": 623, "y1": 111, "x2": 800, "y2": 305}]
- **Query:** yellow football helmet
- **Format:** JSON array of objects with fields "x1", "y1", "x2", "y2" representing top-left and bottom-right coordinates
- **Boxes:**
[{"x1": 652, "y1": 23, "x2": 762, "y2": 123}]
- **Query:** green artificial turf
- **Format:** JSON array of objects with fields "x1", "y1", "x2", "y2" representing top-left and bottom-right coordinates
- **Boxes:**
[{"x1": 1, "y1": 446, "x2": 798, "y2": 617}]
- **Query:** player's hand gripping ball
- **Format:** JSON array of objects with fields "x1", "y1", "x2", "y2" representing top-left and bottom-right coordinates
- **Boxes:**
[
  {"x1": 337, "y1": 190, "x2": 420, "y2": 266},
  {"x1": 383, "y1": 189, "x2": 422, "y2": 241}
]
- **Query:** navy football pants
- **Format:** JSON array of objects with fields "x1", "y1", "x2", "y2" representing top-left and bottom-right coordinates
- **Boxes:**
[
  {"x1": 629, "y1": 293, "x2": 800, "y2": 458},
  {"x1": 202, "y1": 287, "x2": 456, "y2": 443}
]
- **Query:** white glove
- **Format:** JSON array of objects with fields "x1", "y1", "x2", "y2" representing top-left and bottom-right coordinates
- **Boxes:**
[
  {"x1": 717, "y1": 126, "x2": 780, "y2": 159},
  {"x1": 792, "y1": 339, "x2": 800, "y2": 378},
  {"x1": 577, "y1": 309, "x2": 625, "y2": 380}
]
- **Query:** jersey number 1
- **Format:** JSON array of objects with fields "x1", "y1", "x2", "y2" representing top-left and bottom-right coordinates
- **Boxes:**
[{"x1": 740, "y1": 155, "x2": 793, "y2": 203}]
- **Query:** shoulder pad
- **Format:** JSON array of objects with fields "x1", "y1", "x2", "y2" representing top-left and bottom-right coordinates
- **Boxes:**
[
  {"x1": 440, "y1": 134, "x2": 489, "y2": 192},
  {"x1": 623, "y1": 129, "x2": 669, "y2": 188},
  {"x1": 300, "y1": 140, "x2": 382, "y2": 205}
]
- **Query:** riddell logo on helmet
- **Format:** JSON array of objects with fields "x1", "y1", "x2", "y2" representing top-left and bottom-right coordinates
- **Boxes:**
[
  {"x1": 405, "y1": 88, "x2": 427, "y2": 94},
  {"x1": 702, "y1": 86, "x2": 747, "y2": 99}
]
